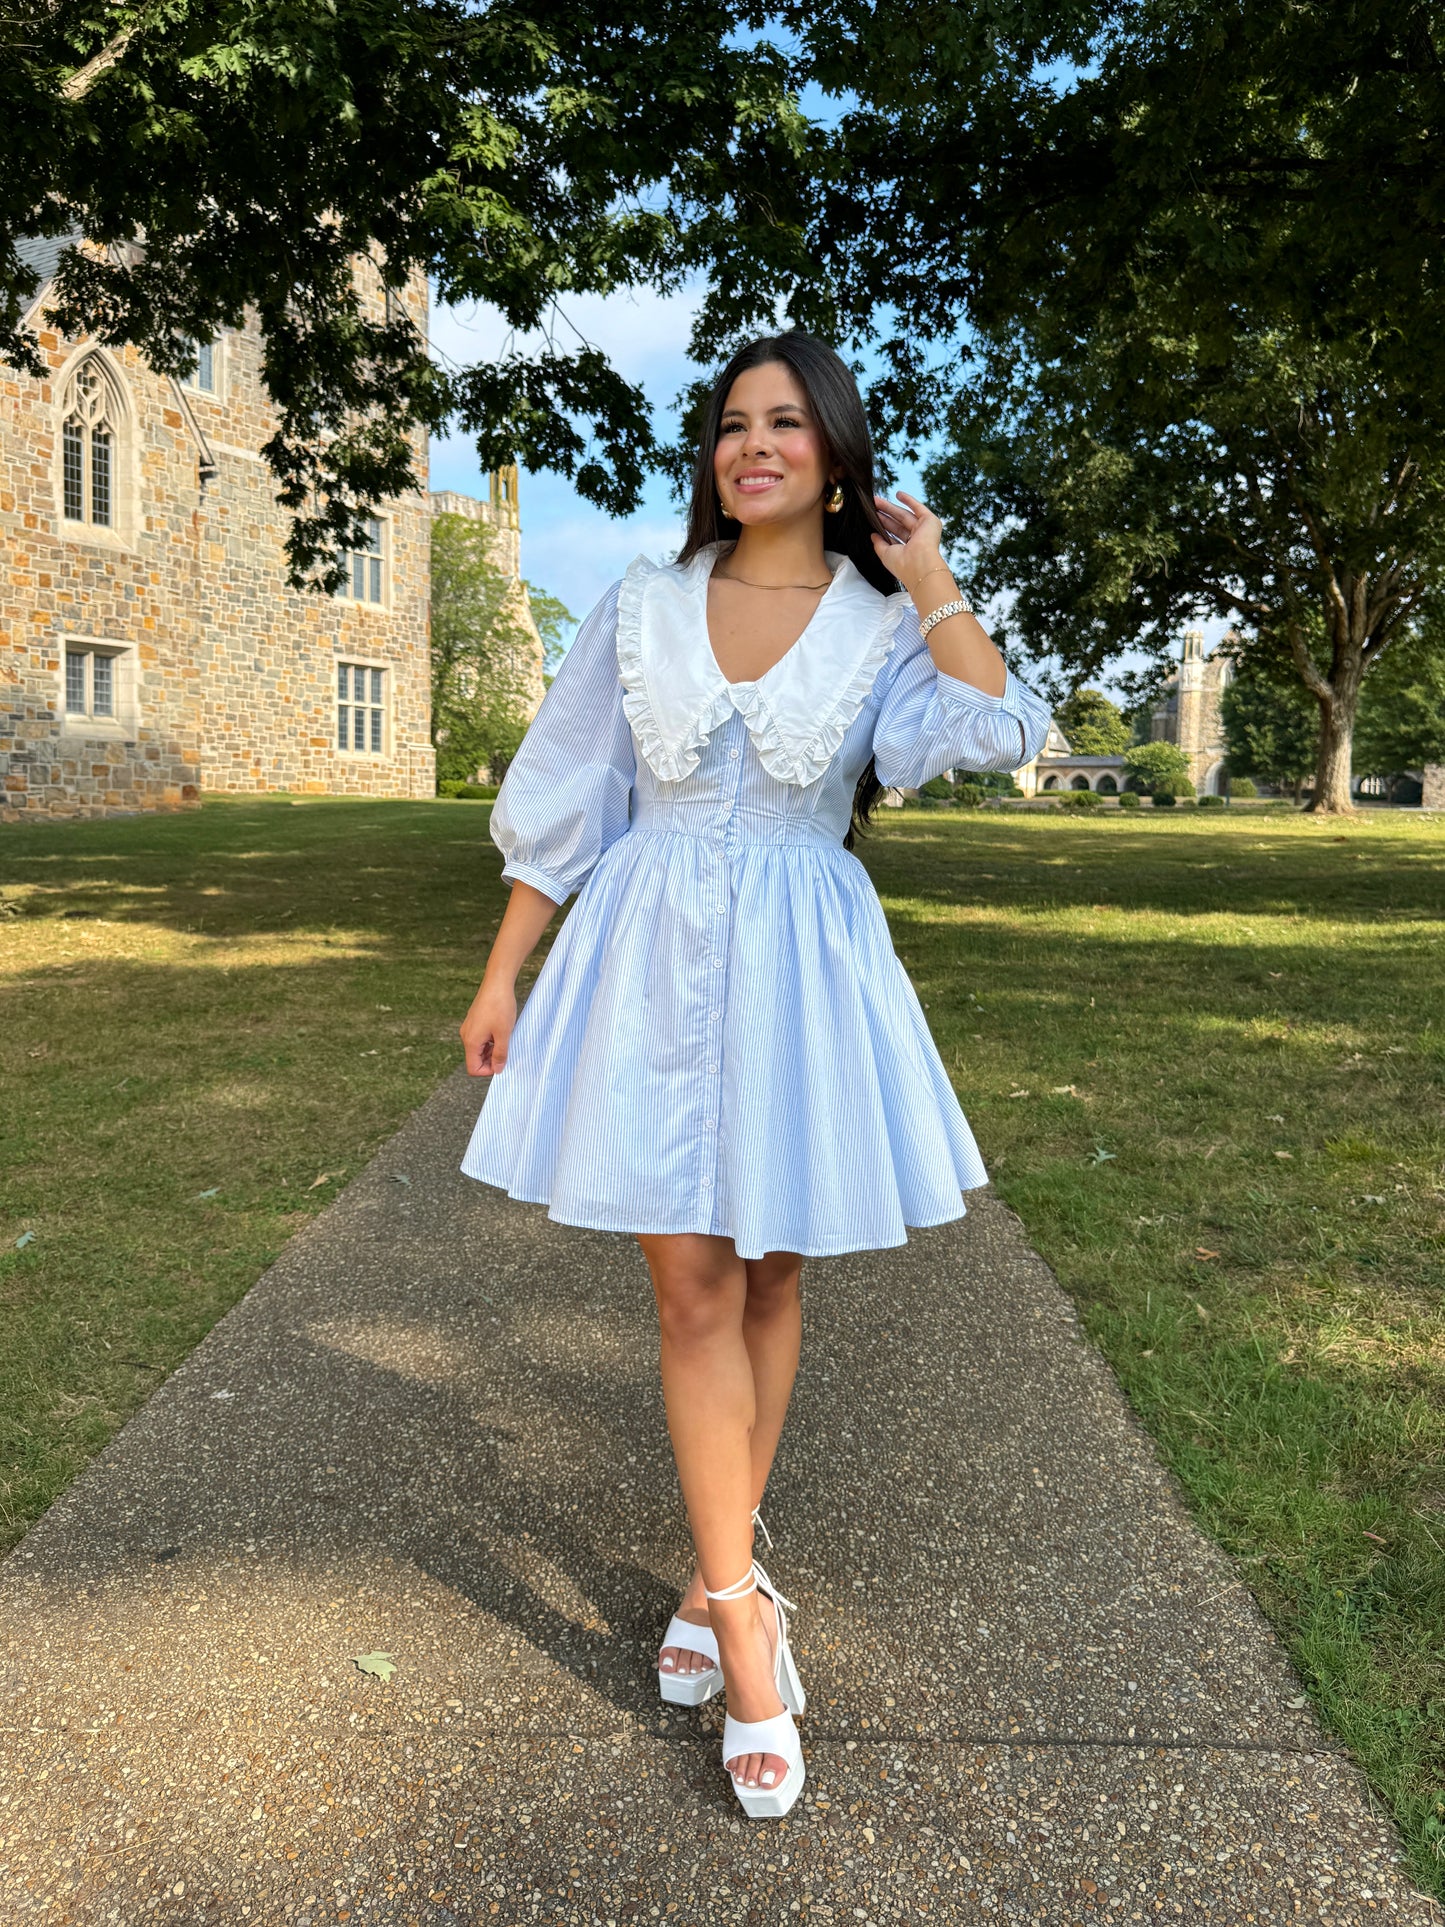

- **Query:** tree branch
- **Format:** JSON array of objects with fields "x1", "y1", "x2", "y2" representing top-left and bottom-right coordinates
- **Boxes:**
[{"x1": 61, "y1": 8, "x2": 155, "y2": 101}]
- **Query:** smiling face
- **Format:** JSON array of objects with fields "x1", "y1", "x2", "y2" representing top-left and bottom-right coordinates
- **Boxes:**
[{"x1": 712, "y1": 360, "x2": 835, "y2": 530}]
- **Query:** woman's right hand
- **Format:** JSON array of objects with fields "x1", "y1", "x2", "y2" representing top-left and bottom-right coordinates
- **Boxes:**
[{"x1": 460, "y1": 978, "x2": 517, "y2": 1077}]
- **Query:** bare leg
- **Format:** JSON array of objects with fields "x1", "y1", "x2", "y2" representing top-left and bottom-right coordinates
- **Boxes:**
[
  {"x1": 659, "y1": 1250, "x2": 803, "y2": 1676},
  {"x1": 640, "y1": 1233, "x2": 799, "y2": 1792}
]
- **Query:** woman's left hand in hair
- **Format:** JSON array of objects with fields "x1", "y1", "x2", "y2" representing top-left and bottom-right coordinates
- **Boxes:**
[{"x1": 871, "y1": 491, "x2": 949, "y2": 592}]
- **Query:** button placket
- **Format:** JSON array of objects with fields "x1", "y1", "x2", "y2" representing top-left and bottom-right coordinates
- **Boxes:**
[{"x1": 698, "y1": 734, "x2": 740, "y2": 1229}]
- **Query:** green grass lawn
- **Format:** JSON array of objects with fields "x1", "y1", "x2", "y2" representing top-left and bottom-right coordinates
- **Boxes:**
[{"x1": 2, "y1": 795, "x2": 1442, "y2": 1894}]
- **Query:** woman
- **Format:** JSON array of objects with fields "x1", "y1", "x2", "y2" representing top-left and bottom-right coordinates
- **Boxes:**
[{"x1": 457, "y1": 332, "x2": 1052, "y2": 1819}]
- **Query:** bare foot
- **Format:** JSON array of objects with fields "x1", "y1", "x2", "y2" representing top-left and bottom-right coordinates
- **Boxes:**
[
  {"x1": 657, "y1": 1567, "x2": 717, "y2": 1681},
  {"x1": 713, "y1": 1587, "x2": 790, "y2": 1792}
]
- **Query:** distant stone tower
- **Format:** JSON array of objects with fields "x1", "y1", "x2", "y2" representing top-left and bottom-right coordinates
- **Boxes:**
[{"x1": 1150, "y1": 628, "x2": 1234, "y2": 794}]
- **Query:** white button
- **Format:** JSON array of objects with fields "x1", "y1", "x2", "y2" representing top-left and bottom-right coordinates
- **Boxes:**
[
  {"x1": 715, "y1": 903, "x2": 726, "y2": 915},
  {"x1": 708, "y1": 1009, "x2": 719, "y2": 1020},
  {"x1": 704, "y1": 1118, "x2": 715, "y2": 1130},
  {"x1": 729, "y1": 749, "x2": 740, "y2": 760},
  {"x1": 701, "y1": 1176, "x2": 713, "y2": 1189},
  {"x1": 707, "y1": 1062, "x2": 718, "y2": 1074},
  {"x1": 712, "y1": 957, "x2": 723, "y2": 968}
]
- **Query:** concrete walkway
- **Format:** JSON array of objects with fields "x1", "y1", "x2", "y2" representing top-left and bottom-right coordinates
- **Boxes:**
[{"x1": 1, "y1": 1068, "x2": 1435, "y2": 1925}]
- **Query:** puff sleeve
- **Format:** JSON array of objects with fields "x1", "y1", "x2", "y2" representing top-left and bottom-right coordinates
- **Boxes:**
[
  {"x1": 489, "y1": 582, "x2": 636, "y2": 904},
  {"x1": 871, "y1": 607, "x2": 1054, "y2": 788}
]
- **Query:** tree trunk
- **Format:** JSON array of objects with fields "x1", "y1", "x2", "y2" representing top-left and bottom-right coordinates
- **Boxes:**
[
  {"x1": 1303, "y1": 605, "x2": 1367, "y2": 816},
  {"x1": 1308, "y1": 697, "x2": 1357, "y2": 812}
]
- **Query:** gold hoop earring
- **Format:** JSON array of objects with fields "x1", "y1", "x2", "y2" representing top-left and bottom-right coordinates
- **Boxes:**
[{"x1": 824, "y1": 481, "x2": 846, "y2": 514}]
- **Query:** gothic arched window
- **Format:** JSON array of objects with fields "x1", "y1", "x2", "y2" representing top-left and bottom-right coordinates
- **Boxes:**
[{"x1": 60, "y1": 358, "x2": 121, "y2": 528}]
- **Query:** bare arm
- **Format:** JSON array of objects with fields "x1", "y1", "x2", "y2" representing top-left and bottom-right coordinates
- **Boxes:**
[
  {"x1": 872, "y1": 491, "x2": 1008, "y2": 696},
  {"x1": 459, "y1": 880, "x2": 561, "y2": 1076}
]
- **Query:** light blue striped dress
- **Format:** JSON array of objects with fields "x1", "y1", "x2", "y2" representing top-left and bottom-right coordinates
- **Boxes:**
[{"x1": 460, "y1": 542, "x2": 1053, "y2": 1259}]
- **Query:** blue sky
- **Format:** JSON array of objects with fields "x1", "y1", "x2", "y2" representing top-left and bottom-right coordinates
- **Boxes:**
[{"x1": 427, "y1": 287, "x2": 1227, "y2": 702}]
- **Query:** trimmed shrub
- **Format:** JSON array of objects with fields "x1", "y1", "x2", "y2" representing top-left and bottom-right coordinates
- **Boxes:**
[
  {"x1": 1227, "y1": 774, "x2": 1258, "y2": 797},
  {"x1": 1058, "y1": 788, "x2": 1105, "y2": 810},
  {"x1": 1150, "y1": 775, "x2": 1196, "y2": 804},
  {"x1": 953, "y1": 781, "x2": 988, "y2": 808},
  {"x1": 919, "y1": 775, "x2": 955, "y2": 799},
  {"x1": 1152, "y1": 789, "x2": 1179, "y2": 807},
  {"x1": 1117, "y1": 789, "x2": 1142, "y2": 811},
  {"x1": 1197, "y1": 793, "x2": 1226, "y2": 809},
  {"x1": 440, "y1": 780, "x2": 499, "y2": 800}
]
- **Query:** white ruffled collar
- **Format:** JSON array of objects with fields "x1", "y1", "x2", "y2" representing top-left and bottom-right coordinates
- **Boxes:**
[{"x1": 615, "y1": 541, "x2": 910, "y2": 787}]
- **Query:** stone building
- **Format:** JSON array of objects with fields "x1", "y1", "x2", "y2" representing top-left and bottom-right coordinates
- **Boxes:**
[
  {"x1": 1146, "y1": 627, "x2": 1233, "y2": 796},
  {"x1": 1013, "y1": 626, "x2": 1232, "y2": 796},
  {"x1": 1014, "y1": 717, "x2": 1128, "y2": 796},
  {"x1": 1, "y1": 238, "x2": 435, "y2": 821}
]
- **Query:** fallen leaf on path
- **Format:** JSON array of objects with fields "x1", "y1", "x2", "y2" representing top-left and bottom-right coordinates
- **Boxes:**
[
  {"x1": 1267, "y1": 1113, "x2": 1286, "y2": 1124},
  {"x1": 1194, "y1": 1302, "x2": 1211, "y2": 1321},
  {"x1": 309, "y1": 1172, "x2": 344, "y2": 1190},
  {"x1": 1008, "y1": 1089, "x2": 1030, "y2": 1099},
  {"x1": 1362, "y1": 1531, "x2": 1388, "y2": 1545},
  {"x1": 392, "y1": 1174, "x2": 412, "y2": 1186},
  {"x1": 354, "y1": 1651, "x2": 396, "y2": 1682},
  {"x1": 195, "y1": 1187, "x2": 220, "y2": 1200},
  {"x1": 1195, "y1": 1248, "x2": 1220, "y2": 1260},
  {"x1": 1050, "y1": 1084, "x2": 1081, "y2": 1097},
  {"x1": 1087, "y1": 1144, "x2": 1117, "y2": 1165},
  {"x1": 1273, "y1": 1150, "x2": 1293, "y2": 1160},
  {"x1": 14, "y1": 1230, "x2": 35, "y2": 1249}
]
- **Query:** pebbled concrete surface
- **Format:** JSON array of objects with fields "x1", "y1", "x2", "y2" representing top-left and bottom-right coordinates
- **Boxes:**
[{"x1": 0, "y1": 1066, "x2": 1436, "y2": 1924}]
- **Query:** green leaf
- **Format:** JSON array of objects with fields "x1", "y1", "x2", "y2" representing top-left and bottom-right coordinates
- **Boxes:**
[{"x1": 354, "y1": 1651, "x2": 396, "y2": 1682}]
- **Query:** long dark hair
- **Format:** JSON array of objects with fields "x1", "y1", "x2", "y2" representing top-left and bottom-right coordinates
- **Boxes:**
[{"x1": 677, "y1": 332, "x2": 899, "y2": 849}]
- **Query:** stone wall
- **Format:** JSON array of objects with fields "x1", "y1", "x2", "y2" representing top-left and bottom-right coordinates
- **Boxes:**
[{"x1": 1, "y1": 262, "x2": 433, "y2": 821}]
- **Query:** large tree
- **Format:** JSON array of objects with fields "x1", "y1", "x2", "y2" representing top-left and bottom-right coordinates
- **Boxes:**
[
  {"x1": 1, "y1": 0, "x2": 809, "y2": 587},
  {"x1": 430, "y1": 509, "x2": 568, "y2": 784},
  {"x1": 1219, "y1": 643, "x2": 1319, "y2": 801},
  {"x1": 793, "y1": 0, "x2": 1445, "y2": 813},
  {"x1": 1054, "y1": 687, "x2": 1129, "y2": 756},
  {"x1": 1352, "y1": 613, "x2": 1445, "y2": 782}
]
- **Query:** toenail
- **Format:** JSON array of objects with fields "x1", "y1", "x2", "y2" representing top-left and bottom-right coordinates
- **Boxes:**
[
  {"x1": 661, "y1": 1657, "x2": 673, "y2": 1667},
  {"x1": 761, "y1": 1770, "x2": 776, "y2": 1784}
]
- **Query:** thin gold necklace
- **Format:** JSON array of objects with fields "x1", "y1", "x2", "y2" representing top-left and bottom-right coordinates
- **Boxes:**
[{"x1": 713, "y1": 567, "x2": 832, "y2": 593}]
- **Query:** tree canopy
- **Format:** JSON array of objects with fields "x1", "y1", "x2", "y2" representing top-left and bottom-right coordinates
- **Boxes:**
[
  {"x1": 1053, "y1": 688, "x2": 1129, "y2": 757},
  {"x1": 797, "y1": 0, "x2": 1445, "y2": 812},
  {"x1": 9, "y1": 0, "x2": 1445, "y2": 815},
  {"x1": 2, "y1": 0, "x2": 809, "y2": 585}
]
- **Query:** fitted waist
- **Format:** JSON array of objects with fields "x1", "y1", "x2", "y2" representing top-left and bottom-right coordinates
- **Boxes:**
[{"x1": 628, "y1": 799, "x2": 845, "y2": 850}]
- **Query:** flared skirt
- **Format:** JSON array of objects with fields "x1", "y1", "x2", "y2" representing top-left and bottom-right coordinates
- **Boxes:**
[{"x1": 460, "y1": 827, "x2": 989, "y2": 1259}]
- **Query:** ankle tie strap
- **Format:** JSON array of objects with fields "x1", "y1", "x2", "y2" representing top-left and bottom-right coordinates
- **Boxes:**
[
  {"x1": 750, "y1": 1505, "x2": 774, "y2": 1550},
  {"x1": 703, "y1": 1567, "x2": 759, "y2": 1602}
]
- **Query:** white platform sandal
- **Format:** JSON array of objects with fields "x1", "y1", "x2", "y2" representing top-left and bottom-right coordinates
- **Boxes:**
[
  {"x1": 702, "y1": 1555, "x2": 806, "y2": 1820},
  {"x1": 656, "y1": 1507, "x2": 774, "y2": 1707}
]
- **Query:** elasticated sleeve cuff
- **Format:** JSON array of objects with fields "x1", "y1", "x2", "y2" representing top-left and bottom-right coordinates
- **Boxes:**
[{"x1": 501, "y1": 860, "x2": 572, "y2": 906}]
